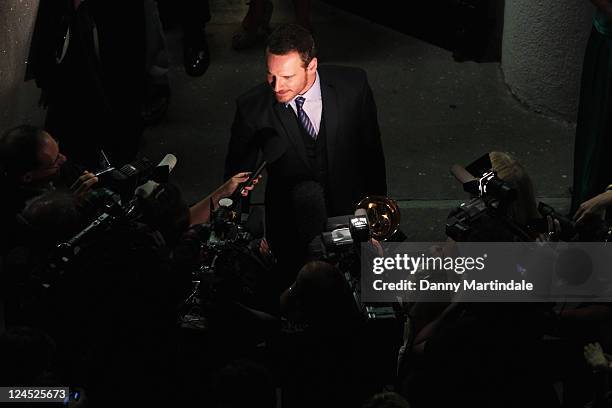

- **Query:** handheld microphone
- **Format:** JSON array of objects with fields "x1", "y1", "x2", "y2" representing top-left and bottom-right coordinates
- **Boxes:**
[
  {"x1": 237, "y1": 160, "x2": 267, "y2": 197},
  {"x1": 136, "y1": 154, "x2": 178, "y2": 198}
]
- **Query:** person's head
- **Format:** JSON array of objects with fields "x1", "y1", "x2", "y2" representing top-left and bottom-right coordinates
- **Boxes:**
[
  {"x1": 265, "y1": 23, "x2": 317, "y2": 103},
  {"x1": 0, "y1": 125, "x2": 66, "y2": 185},
  {"x1": 21, "y1": 191, "x2": 82, "y2": 246},
  {"x1": 282, "y1": 261, "x2": 361, "y2": 329},
  {"x1": 489, "y1": 151, "x2": 539, "y2": 227}
]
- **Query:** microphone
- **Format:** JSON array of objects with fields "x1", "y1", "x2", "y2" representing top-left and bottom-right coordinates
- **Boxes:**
[
  {"x1": 136, "y1": 154, "x2": 178, "y2": 198},
  {"x1": 235, "y1": 160, "x2": 267, "y2": 199},
  {"x1": 156, "y1": 153, "x2": 178, "y2": 175},
  {"x1": 229, "y1": 128, "x2": 284, "y2": 201}
]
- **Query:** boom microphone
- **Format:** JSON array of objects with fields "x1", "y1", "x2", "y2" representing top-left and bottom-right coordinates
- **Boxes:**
[{"x1": 156, "y1": 153, "x2": 178, "y2": 175}]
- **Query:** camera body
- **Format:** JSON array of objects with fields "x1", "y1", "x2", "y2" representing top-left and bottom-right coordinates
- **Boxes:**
[
  {"x1": 95, "y1": 157, "x2": 171, "y2": 201},
  {"x1": 178, "y1": 203, "x2": 274, "y2": 331},
  {"x1": 54, "y1": 155, "x2": 177, "y2": 266},
  {"x1": 446, "y1": 169, "x2": 522, "y2": 242}
]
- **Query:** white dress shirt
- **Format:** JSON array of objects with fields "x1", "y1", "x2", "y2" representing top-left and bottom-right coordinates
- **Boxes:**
[{"x1": 286, "y1": 71, "x2": 323, "y2": 136}]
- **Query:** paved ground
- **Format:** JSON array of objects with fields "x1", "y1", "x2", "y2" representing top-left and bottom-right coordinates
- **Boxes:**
[{"x1": 142, "y1": 0, "x2": 575, "y2": 241}]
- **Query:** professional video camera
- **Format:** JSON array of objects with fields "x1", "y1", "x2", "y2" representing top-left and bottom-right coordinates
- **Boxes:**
[
  {"x1": 302, "y1": 195, "x2": 404, "y2": 322},
  {"x1": 445, "y1": 153, "x2": 530, "y2": 242},
  {"x1": 93, "y1": 151, "x2": 176, "y2": 200},
  {"x1": 179, "y1": 127, "x2": 291, "y2": 330},
  {"x1": 53, "y1": 153, "x2": 179, "y2": 265},
  {"x1": 446, "y1": 153, "x2": 612, "y2": 242},
  {"x1": 307, "y1": 196, "x2": 402, "y2": 262},
  {"x1": 178, "y1": 190, "x2": 274, "y2": 332}
]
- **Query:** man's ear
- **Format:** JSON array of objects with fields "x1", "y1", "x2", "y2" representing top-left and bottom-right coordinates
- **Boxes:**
[{"x1": 307, "y1": 57, "x2": 318, "y2": 72}]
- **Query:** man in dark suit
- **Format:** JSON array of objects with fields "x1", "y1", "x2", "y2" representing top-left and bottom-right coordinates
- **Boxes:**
[
  {"x1": 224, "y1": 24, "x2": 387, "y2": 280},
  {"x1": 27, "y1": 0, "x2": 145, "y2": 169}
]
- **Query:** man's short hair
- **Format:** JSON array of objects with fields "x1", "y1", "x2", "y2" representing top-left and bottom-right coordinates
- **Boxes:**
[
  {"x1": 0, "y1": 125, "x2": 46, "y2": 178},
  {"x1": 266, "y1": 23, "x2": 316, "y2": 67}
]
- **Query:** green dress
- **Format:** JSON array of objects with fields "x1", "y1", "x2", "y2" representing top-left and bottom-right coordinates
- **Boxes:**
[{"x1": 571, "y1": 6, "x2": 612, "y2": 214}]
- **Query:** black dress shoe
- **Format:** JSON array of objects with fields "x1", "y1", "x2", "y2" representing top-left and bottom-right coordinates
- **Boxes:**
[{"x1": 184, "y1": 39, "x2": 210, "y2": 77}]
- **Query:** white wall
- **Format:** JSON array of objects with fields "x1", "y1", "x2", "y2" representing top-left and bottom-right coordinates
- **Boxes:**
[
  {"x1": 0, "y1": 0, "x2": 45, "y2": 133},
  {"x1": 502, "y1": 0, "x2": 594, "y2": 122}
]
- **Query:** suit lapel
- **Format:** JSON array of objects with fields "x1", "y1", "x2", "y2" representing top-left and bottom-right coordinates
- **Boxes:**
[
  {"x1": 273, "y1": 101, "x2": 311, "y2": 170},
  {"x1": 320, "y1": 78, "x2": 338, "y2": 173}
]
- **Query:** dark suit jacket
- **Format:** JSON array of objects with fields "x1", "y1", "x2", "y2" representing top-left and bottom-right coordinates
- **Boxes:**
[
  {"x1": 224, "y1": 65, "x2": 387, "y2": 249},
  {"x1": 27, "y1": 0, "x2": 145, "y2": 166}
]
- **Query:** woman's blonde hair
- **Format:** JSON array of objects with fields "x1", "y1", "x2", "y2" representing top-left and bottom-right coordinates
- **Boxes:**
[{"x1": 489, "y1": 151, "x2": 540, "y2": 226}]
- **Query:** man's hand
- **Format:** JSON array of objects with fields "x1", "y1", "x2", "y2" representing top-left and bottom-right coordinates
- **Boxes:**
[
  {"x1": 70, "y1": 171, "x2": 98, "y2": 201},
  {"x1": 218, "y1": 171, "x2": 262, "y2": 198},
  {"x1": 573, "y1": 190, "x2": 612, "y2": 224}
]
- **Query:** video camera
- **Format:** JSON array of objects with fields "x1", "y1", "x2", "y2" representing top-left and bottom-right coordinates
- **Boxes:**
[
  {"x1": 178, "y1": 197, "x2": 274, "y2": 331},
  {"x1": 446, "y1": 153, "x2": 611, "y2": 242},
  {"x1": 446, "y1": 153, "x2": 528, "y2": 242},
  {"x1": 304, "y1": 198, "x2": 403, "y2": 322},
  {"x1": 93, "y1": 151, "x2": 176, "y2": 200},
  {"x1": 303, "y1": 211, "x2": 374, "y2": 268},
  {"x1": 54, "y1": 153, "x2": 179, "y2": 264}
]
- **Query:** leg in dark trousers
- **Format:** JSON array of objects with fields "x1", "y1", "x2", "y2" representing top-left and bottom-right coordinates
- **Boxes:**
[{"x1": 182, "y1": 0, "x2": 211, "y2": 77}]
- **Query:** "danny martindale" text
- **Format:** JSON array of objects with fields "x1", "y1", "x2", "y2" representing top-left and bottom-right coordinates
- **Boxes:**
[{"x1": 372, "y1": 279, "x2": 533, "y2": 292}]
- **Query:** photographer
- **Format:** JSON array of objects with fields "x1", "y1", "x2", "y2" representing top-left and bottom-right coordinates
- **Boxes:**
[
  {"x1": 1, "y1": 152, "x2": 265, "y2": 396},
  {"x1": 401, "y1": 152, "x2": 562, "y2": 408},
  {"x1": 0, "y1": 125, "x2": 98, "y2": 254},
  {"x1": 14, "y1": 189, "x2": 181, "y2": 405},
  {"x1": 280, "y1": 261, "x2": 372, "y2": 408}
]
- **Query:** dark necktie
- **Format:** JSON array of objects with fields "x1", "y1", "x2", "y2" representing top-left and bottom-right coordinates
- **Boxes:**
[{"x1": 295, "y1": 96, "x2": 317, "y2": 140}]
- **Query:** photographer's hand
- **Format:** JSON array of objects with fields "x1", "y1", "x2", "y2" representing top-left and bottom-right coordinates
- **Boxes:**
[
  {"x1": 188, "y1": 172, "x2": 262, "y2": 226},
  {"x1": 584, "y1": 342, "x2": 611, "y2": 371},
  {"x1": 574, "y1": 190, "x2": 612, "y2": 224},
  {"x1": 219, "y1": 171, "x2": 262, "y2": 197},
  {"x1": 70, "y1": 171, "x2": 98, "y2": 202}
]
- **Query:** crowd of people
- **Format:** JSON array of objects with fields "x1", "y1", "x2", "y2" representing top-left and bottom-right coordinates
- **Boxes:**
[{"x1": 1, "y1": 0, "x2": 612, "y2": 407}]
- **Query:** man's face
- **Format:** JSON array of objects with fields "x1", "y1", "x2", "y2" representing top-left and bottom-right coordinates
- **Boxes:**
[
  {"x1": 266, "y1": 50, "x2": 317, "y2": 103},
  {"x1": 23, "y1": 132, "x2": 67, "y2": 184}
]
